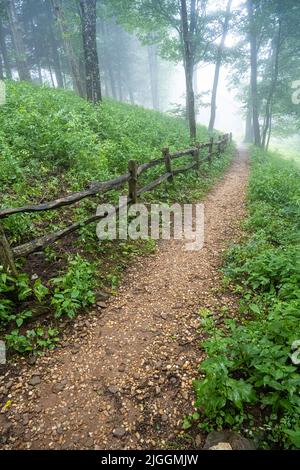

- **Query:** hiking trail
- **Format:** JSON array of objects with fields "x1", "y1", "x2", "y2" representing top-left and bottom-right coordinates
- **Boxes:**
[{"x1": 0, "y1": 146, "x2": 250, "y2": 450}]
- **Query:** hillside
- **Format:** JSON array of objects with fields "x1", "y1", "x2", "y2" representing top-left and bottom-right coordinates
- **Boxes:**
[
  {"x1": 0, "y1": 80, "x2": 209, "y2": 195},
  {"x1": 0, "y1": 81, "x2": 233, "y2": 355}
]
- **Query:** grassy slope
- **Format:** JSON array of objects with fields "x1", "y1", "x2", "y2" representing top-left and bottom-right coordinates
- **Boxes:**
[
  {"x1": 189, "y1": 147, "x2": 300, "y2": 449},
  {"x1": 0, "y1": 80, "x2": 234, "y2": 354}
]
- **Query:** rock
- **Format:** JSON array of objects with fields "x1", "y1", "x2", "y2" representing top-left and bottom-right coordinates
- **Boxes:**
[
  {"x1": 118, "y1": 364, "x2": 126, "y2": 373},
  {"x1": 97, "y1": 302, "x2": 107, "y2": 309},
  {"x1": 27, "y1": 355, "x2": 37, "y2": 366},
  {"x1": 112, "y1": 427, "x2": 126, "y2": 438},
  {"x1": 22, "y1": 414, "x2": 30, "y2": 426},
  {"x1": 108, "y1": 386, "x2": 119, "y2": 395},
  {"x1": 71, "y1": 346, "x2": 80, "y2": 355},
  {"x1": 95, "y1": 290, "x2": 109, "y2": 300},
  {"x1": 204, "y1": 431, "x2": 256, "y2": 450},
  {"x1": 0, "y1": 415, "x2": 12, "y2": 444},
  {"x1": 154, "y1": 360, "x2": 162, "y2": 369},
  {"x1": 29, "y1": 376, "x2": 41, "y2": 387},
  {"x1": 195, "y1": 434, "x2": 202, "y2": 448},
  {"x1": 52, "y1": 380, "x2": 67, "y2": 394},
  {"x1": 6, "y1": 380, "x2": 13, "y2": 390},
  {"x1": 209, "y1": 443, "x2": 232, "y2": 450},
  {"x1": 85, "y1": 437, "x2": 94, "y2": 448}
]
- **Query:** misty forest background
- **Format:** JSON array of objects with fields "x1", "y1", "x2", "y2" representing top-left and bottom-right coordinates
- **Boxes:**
[{"x1": 0, "y1": 0, "x2": 300, "y2": 147}]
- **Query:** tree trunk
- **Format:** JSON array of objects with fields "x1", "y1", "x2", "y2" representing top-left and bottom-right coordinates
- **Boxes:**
[
  {"x1": 46, "y1": 0, "x2": 64, "y2": 88},
  {"x1": 0, "y1": 18, "x2": 12, "y2": 79},
  {"x1": 79, "y1": 0, "x2": 102, "y2": 104},
  {"x1": 51, "y1": 0, "x2": 84, "y2": 97},
  {"x1": 7, "y1": 0, "x2": 31, "y2": 81},
  {"x1": 0, "y1": 52, "x2": 3, "y2": 79},
  {"x1": 247, "y1": 0, "x2": 261, "y2": 146},
  {"x1": 180, "y1": 0, "x2": 196, "y2": 141},
  {"x1": 148, "y1": 44, "x2": 159, "y2": 110},
  {"x1": 244, "y1": 103, "x2": 254, "y2": 143},
  {"x1": 209, "y1": 0, "x2": 232, "y2": 132},
  {"x1": 99, "y1": 20, "x2": 117, "y2": 99},
  {"x1": 262, "y1": 19, "x2": 282, "y2": 149}
]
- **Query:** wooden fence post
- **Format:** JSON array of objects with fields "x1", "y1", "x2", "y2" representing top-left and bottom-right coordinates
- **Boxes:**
[
  {"x1": 208, "y1": 137, "x2": 214, "y2": 164},
  {"x1": 221, "y1": 135, "x2": 225, "y2": 153},
  {"x1": 0, "y1": 224, "x2": 18, "y2": 276},
  {"x1": 218, "y1": 135, "x2": 222, "y2": 157},
  {"x1": 128, "y1": 160, "x2": 138, "y2": 204},
  {"x1": 162, "y1": 147, "x2": 173, "y2": 183},
  {"x1": 194, "y1": 143, "x2": 201, "y2": 171}
]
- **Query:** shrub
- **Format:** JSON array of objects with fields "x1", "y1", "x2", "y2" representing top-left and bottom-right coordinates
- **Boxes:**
[{"x1": 190, "y1": 148, "x2": 300, "y2": 449}]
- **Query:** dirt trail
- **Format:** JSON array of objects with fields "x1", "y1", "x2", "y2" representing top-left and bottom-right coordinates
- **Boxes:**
[{"x1": 0, "y1": 147, "x2": 249, "y2": 450}]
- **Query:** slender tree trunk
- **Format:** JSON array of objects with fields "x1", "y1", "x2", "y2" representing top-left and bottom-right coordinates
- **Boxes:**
[
  {"x1": 126, "y1": 80, "x2": 134, "y2": 105},
  {"x1": 79, "y1": 0, "x2": 102, "y2": 103},
  {"x1": 49, "y1": 64, "x2": 55, "y2": 87},
  {"x1": 51, "y1": 39, "x2": 64, "y2": 88},
  {"x1": 0, "y1": 18, "x2": 12, "y2": 79},
  {"x1": 115, "y1": 34, "x2": 123, "y2": 101},
  {"x1": 247, "y1": 0, "x2": 261, "y2": 146},
  {"x1": 180, "y1": 0, "x2": 196, "y2": 141},
  {"x1": 38, "y1": 64, "x2": 43, "y2": 84},
  {"x1": 99, "y1": 20, "x2": 117, "y2": 99},
  {"x1": 46, "y1": 1, "x2": 64, "y2": 88},
  {"x1": 7, "y1": 0, "x2": 31, "y2": 81},
  {"x1": 117, "y1": 66, "x2": 123, "y2": 102},
  {"x1": 0, "y1": 52, "x2": 3, "y2": 79},
  {"x1": 148, "y1": 44, "x2": 159, "y2": 110},
  {"x1": 209, "y1": 0, "x2": 232, "y2": 132},
  {"x1": 266, "y1": 110, "x2": 272, "y2": 150},
  {"x1": 244, "y1": 103, "x2": 254, "y2": 143},
  {"x1": 262, "y1": 20, "x2": 281, "y2": 149},
  {"x1": 51, "y1": 0, "x2": 84, "y2": 97}
]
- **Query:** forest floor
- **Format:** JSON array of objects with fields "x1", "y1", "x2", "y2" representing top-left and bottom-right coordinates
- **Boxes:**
[{"x1": 0, "y1": 147, "x2": 250, "y2": 450}]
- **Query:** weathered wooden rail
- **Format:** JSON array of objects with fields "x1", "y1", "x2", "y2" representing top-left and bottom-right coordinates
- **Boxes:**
[{"x1": 0, "y1": 133, "x2": 232, "y2": 274}]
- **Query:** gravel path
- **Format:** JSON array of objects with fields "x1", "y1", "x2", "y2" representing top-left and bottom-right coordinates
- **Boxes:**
[{"x1": 0, "y1": 147, "x2": 249, "y2": 450}]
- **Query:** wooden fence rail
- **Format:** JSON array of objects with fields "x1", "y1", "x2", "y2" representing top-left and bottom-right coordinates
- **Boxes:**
[{"x1": 0, "y1": 133, "x2": 232, "y2": 274}]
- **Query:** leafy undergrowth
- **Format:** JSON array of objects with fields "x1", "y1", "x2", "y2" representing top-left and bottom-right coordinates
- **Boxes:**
[
  {"x1": 0, "y1": 80, "x2": 234, "y2": 355},
  {"x1": 186, "y1": 148, "x2": 300, "y2": 449}
]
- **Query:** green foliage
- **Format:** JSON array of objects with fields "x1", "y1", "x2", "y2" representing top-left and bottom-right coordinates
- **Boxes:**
[
  {"x1": 191, "y1": 148, "x2": 300, "y2": 449},
  {"x1": 51, "y1": 255, "x2": 96, "y2": 319},
  {"x1": 5, "y1": 327, "x2": 59, "y2": 354},
  {"x1": 0, "y1": 254, "x2": 95, "y2": 353}
]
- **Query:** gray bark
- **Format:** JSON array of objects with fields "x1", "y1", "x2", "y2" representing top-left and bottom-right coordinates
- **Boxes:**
[
  {"x1": 209, "y1": 0, "x2": 232, "y2": 132},
  {"x1": 79, "y1": 0, "x2": 102, "y2": 103},
  {"x1": 247, "y1": 0, "x2": 261, "y2": 146},
  {"x1": 51, "y1": 0, "x2": 84, "y2": 97},
  {"x1": 180, "y1": 0, "x2": 197, "y2": 141},
  {"x1": 7, "y1": 0, "x2": 31, "y2": 81}
]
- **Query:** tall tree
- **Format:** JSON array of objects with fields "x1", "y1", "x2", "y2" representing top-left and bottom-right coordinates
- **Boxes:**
[
  {"x1": 7, "y1": 0, "x2": 31, "y2": 81},
  {"x1": 247, "y1": 0, "x2": 261, "y2": 146},
  {"x1": 180, "y1": 0, "x2": 196, "y2": 139},
  {"x1": 79, "y1": 0, "x2": 102, "y2": 103},
  {"x1": 0, "y1": 15, "x2": 11, "y2": 78},
  {"x1": 148, "y1": 44, "x2": 159, "y2": 110},
  {"x1": 208, "y1": 0, "x2": 232, "y2": 132},
  {"x1": 51, "y1": 0, "x2": 84, "y2": 97}
]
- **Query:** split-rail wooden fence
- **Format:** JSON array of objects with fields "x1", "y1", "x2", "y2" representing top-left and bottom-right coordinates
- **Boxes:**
[{"x1": 0, "y1": 133, "x2": 232, "y2": 275}]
